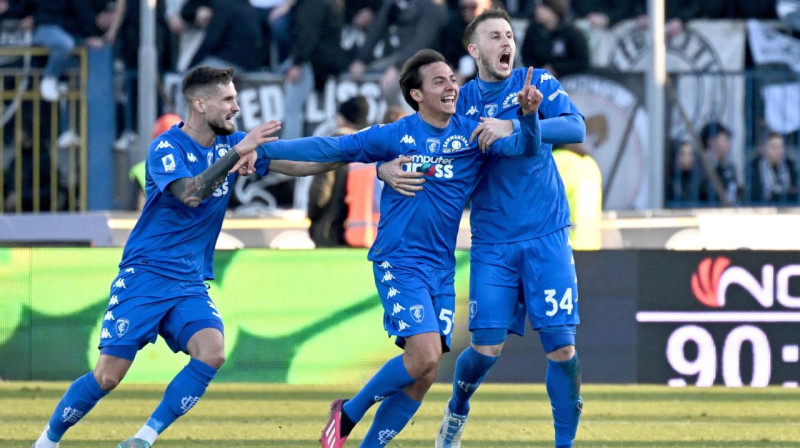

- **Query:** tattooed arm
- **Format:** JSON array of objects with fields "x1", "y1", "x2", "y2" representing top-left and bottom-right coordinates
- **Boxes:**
[
  {"x1": 168, "y1": 147, "x2": 243, "y2": 207},
  {"x1": 169, "y1": 120, "x2": 282, "y2": 207}
]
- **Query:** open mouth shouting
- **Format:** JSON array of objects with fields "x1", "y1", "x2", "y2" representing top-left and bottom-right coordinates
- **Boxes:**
[
  {"x1": 442, "y1": 93, "x2": 456, "y2": 107},
  {"x1": 499, "y1": 51, "x2": 512, "y2": 71}
]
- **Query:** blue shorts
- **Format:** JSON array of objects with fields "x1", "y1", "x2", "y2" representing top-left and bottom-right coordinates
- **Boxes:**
[
  {"x1": 373, "y1": 261, "x2": 455, "y2": 352},
  {"x1": 469, "y1": 227, "x2": 580, "y2": 335},
  {"x1": 98, "y1": 268, "x2": 224, "y2": 360}
]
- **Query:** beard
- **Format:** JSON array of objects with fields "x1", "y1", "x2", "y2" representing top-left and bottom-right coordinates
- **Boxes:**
[
  {"x1": 209, "y1": 119, "x2": 235, "y2": 136},
  {"x1": 478, "y1": 49, "x2": 512, "y2": 81}
]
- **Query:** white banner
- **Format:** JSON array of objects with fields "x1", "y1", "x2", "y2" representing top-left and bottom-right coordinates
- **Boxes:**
[{"x1": 582, "y1": 19, "x2": 746, "y2": 208}]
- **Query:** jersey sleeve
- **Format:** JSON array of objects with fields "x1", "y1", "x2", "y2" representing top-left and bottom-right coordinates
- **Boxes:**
[
  {"x1": 260, "y1": 124, "x2": 399, "y2": 163},
  {"x1": 537, "y1": 70, "x2": 582, "y2": 119},
  {"x1": 486, "y1": 113, "x2": 541, "y2": 158},
  {"x1": 147, "y1": 137, "x2": 193, "y2": 193}
]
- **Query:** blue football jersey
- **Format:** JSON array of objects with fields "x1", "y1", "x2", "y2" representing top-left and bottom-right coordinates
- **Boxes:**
[
  {"x1": 458, "y1": 68, "x2": 580, "y2": 243},
  {"x1": 120, "y1": 123, "x2": 271, "y2": 281},
  {"x1": 263, "y1": 112, "x2": 540, "y2": 268}
]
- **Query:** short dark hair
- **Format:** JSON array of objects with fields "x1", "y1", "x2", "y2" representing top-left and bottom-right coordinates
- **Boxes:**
[
  {"x1": 463, "y1": 8, "x2": 511, "y2": 49},
  {"x1": 182, "y1": 66, "x2": 235, "y2": 105},
  {"x1": 399, "y1": 49, "x2": 448, "y2": 111},
  {"x1": 700, "y1": 121, "x2": 731, "y2": 149}
]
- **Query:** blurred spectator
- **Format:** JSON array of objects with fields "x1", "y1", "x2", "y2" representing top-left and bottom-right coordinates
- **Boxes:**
[
  {"x1": 520, "y1": 0, "x2": 589, "y2": 78},
  {"x1": 340, "y1": 0, "x2": 381, "y2": 63},
  {"x1": 664, "y1": 0, "x2": 702, "y2": 37},
  {"x1": 32, "y1": 0, "x2": 106, "y2": 101},
  {"x1": 747, "y1": 132, "x2": 799, "y2": 204},
  {"x1": 307, "y1": 95, "x2": 369, "y2": 247},
  {"x1": 250, "y1": 0, "x2": 295, "y2": 69},
  {"x1": 698, "y1": 121, "x2": 740, "y2": 205},
  {"x1": 186, "y1": 0, "x2": 264, "y2": 73},
  {"x1": 553, "y1": 143, "x2": 602, "y2": 250},
  {"x1": 3, "y1": 129, "x2": 67, "y2": 212},
  {"x1": 343, "y1": 104, "x2": 409, "y2": 247},
  {"x1": 572, "y1": 0, "x2": 638, "y2": 29},
  {"x1": 437, "y1": 0, "x2": 495, "y2": 84},
  {"x1": 348, "y1": 0, "x2": 447, "y2": 95},
  {"x1": 282, "y1": 0, "x2": 348, "y2": 141},
  {"x1": 92, "y1": 0, "x2": 126, "y2": 46},
  {"x1": 668, "y1": 139, "x2": 701, "y2": 204}
]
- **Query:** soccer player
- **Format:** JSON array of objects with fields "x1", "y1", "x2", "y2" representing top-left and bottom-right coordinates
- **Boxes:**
[
  {"x1": 241, "y1": 49, "x2": 543, "y2": 447},
  {"x1": 379, "y1": 8, "x2": 586, "y2": 448},
  {"x1": 30, "y1": 66, "x2": 339, "y2": 448}
]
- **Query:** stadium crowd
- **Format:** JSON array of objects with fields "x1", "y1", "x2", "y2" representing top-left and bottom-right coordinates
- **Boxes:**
[{"x1": 0, "y1": 0, "x2": 798, "y2": 213}]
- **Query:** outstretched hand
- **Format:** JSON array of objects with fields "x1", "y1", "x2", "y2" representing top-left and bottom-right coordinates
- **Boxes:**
[
  {"x1": 378, "y1": 156, "x2": 425, "y2": 197},
  {"x1": 518, "y1": 67, "x2": 542, "y2": 115},
  {"x1": 229, "y1": 120, "x2": 281, "y2": 174},
  {"x1": 235, "y1": 120, "x2": 282, "y2": 156}
]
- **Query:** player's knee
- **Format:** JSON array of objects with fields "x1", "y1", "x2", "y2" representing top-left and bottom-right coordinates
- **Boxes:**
[
  {"x1": 196, "y1": 351, "x2": 225, "y2": 369},
  {"x1": 545, "y1": 344, "x2": 575, "y2": 361},
  {"x1": 405, "y1": 350, "x2": 440, "y2": 380},
  {"x1": 94, "y1": 371, "x2": 123, "y2": 391}
]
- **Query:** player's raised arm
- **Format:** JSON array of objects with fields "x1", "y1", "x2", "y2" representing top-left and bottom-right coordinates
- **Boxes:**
[
  {"x1": 170, "y1": 120, "x2": 281, "y2": 207},
  {"x1": 518, "y1": 66, "x2": 542, "y2": 116}
]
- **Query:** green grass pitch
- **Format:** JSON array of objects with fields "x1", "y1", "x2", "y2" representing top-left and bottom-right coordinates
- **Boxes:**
[{"x1": 2, "y1": 382, "x2": 799, "y2": 447}]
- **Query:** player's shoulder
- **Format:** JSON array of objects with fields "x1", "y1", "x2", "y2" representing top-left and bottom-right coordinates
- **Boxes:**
[{"x1": 149, "y1": 127, "x2": 185, "y2": 154}]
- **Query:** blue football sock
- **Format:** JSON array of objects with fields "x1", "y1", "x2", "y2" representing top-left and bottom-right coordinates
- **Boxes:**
[
  {"x1": 449, "y1": 347, "x2": 498, "y2": 415},
  {"x1": 358, "y1": 391, "x2": 421, "y2": 448},
  {"x1": 45, "y1": 371, "x2": 109, "y2": 442},
  {"x1": 145, "y1": 358, "x2": 217, "y2": 434},
  {"x1": 343, "y1": 355, "x2": 414, "y2": 423},
  {"x1": 546, "y1": 353, "x2": 582, "y2": 448}
]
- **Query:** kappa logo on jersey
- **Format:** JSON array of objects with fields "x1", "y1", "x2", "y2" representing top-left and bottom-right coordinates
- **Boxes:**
[
  {"x1": 113, "y1": 278, "x2": 126, "y2": 289},
  {"x1": 124, "y1": 267, "x2": 135, "y2": 273},
  {"x1": 465, "y1": 105, "x2": 478, "y2": 116},
  {"x1": 382, "y1": 271, "x2": 395, "y2": 282},
  {"x1": 539, "y1": 72, "x2": 554, "y2": 82},
  {"x1": 161, "y1": 154, "x2": 176, "y2": 172},
  {"x1": 61, "y1": 407, "x2": 84, "y2": 424},
  {"x1": 379, "y1": 261, "x2": 392, "y2": 269},
  {"x1": 109, "y1": 295, "x2": 119, "y2": 306},
  {"x1": 502, "y1": 91, "x2": 520, "y2": 108},
  {"x1": 409, "y1": 304, "x2": 424, "y2": 323},
  {"x1": 548, "y1": 89, "x2": 568, "y2": 101},
  {"x1": 483, "y1": 103, "x2": 499, "y2": 117},
  {"x1": 387, "y1": 286, "x2": 400, "y2": 299},
  {"x1": 392, "y1": 302, "x2": 405, "y2": 315},
  {"x1": 101, "y1": 328, "x2": 112, "y2": 339},
  {"x1": 115, "y1": 318, "x2": 130, "y2": 337},
  {"x1": 400, "y1": 134, "x2": 416, "y2": 145},
  {"x1": 155, "y1": 140, "x2": 172, "y2": 151},
  {"x1": 397, "y1": 320, "x2": 410, "y2": 331},
  {"x1": 373, "y1": 395, "x2": 386, "y2": 402},
  {"x1": 378, "y1": 429, "x2": 398, "y2": 445},
  {"x1": 443, "y1": 135, "x2": 470, "y2": 153},
  {"x1": 402, "y1": 154, "x2": 455, "y2": 178},
  {"x1": 103, "y1": 311, "x2": 114, "y2": 321},
  {"x1": 207, "y1": 300, "x2": 221, "y2": 318},
  {"x1": 187, "y1": 152, "x2": 198, "y2": 163},
  {"x1": 426, "y1": 138, "x2": 441, "y2": 153},
  {"x1": 180, "y1": 396, "x2": 201, "y2": 414}
]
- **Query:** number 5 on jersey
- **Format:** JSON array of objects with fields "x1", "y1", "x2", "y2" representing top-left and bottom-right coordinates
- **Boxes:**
[{"x1": 544, "y1": 288, "x2": 574, "y2": 316}]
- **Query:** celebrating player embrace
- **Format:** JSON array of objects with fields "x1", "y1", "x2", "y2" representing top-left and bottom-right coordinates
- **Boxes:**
[{"x1": 243, "y1": 49, "x2": 542, "y2": 447}]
